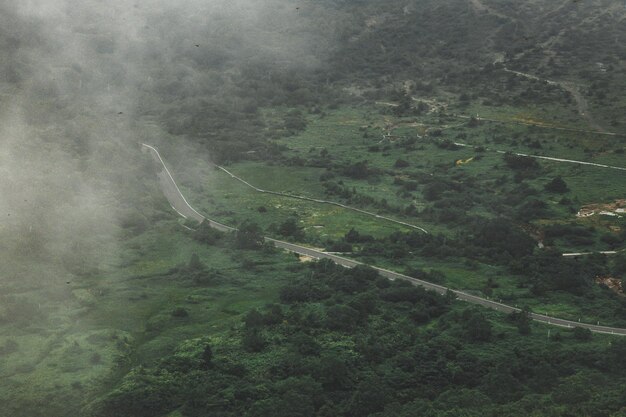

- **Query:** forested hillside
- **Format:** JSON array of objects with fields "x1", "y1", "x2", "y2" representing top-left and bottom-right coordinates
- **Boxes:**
[{"x1": 1, "y1": 1, "x2": 625, "y2": 416}]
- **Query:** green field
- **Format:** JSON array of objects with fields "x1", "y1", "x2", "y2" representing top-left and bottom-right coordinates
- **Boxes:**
[
  {"x1": 0, "y1": 220, "x2": 306, "y2": 417},
  {"x1": 164, "y1": 105, "x2": 626, "y2": 326}
]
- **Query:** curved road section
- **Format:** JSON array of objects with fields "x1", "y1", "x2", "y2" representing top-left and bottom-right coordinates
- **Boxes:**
[
  {"x1": 142, "y1": 144, "x2": 205, "y2": 223},
  {"x1": 142, "y1": 144, "x2": 626, "y2": 336}
]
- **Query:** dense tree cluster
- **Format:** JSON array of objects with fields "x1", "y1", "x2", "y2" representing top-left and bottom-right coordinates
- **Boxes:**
[{"x1": 93, "y1": 260, "x2": 626, "y2": 417}]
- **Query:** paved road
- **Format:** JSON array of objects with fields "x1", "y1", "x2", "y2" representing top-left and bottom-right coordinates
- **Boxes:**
[
  {"x1": 142, "y1": 144, "x2": 205, "y2": 223},
  {"x1": 143, "y1": 144, "x2": 626, "y2": 336}
]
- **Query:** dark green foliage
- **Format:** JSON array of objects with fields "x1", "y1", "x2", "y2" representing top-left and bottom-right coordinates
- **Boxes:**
[
  {"x1": 513, "y1": 251, "x2": 600, "y2": 295},
  {"x1": 180, "y1": 253, "x2": 224, "y2": 286},
  {"x1": 394, "y1": 158, "x2": 409, "y2": 168},
  {"x1": 471, "y1": 218, "x2": 535, "y2": 259},
  {"x1": 171, "y1": 307, "x2": 189, "y2": 318},
  {"x1": 349, "y1": 374, "x2": 392, "y2": 416},
  {"x1": 97, "y1": 258, "x2": 626, "y2": 417},
  {"x1": 342, "y1": 160, "x2": 378, "y2": 180},
  {"x1": 7, "y1": 1, "x2": 626, "y2": 416},
  {"x1": 391, "y1": 91, "x2": 413, "y2": 117},
  {"x1": 509, "y1": 307, "x2": 532, "y2": 335},
  {"x1": 543, "y1": 224, "x2": 596, "y2": 247},
  {"x1": 263, "y1": 304, "x2": 284, "y2": 325},
  {"x1": 283, "y1": 110, "x2": 308, "y2": 134},
  {"x1": 503, "y1": 153, "x2": 540, "y2": 171},
  {"x1": 325, "y1": 305, "x2": 360, "y2": 331},
  {"x1": 187, "y1": 253, "x2": 203, "y2": 272},
  {"x1": 201, "y1": 344, "x2": 213, "y2": 367},
  {"x1": 462, "y1": 309, "x2": 492, "y2": 342},
  {"x1": 317, "y1": 354, "x2": 350, "y2": 390},
  {"x1": 344, "y1": 228, "x2": 374, "y2": 244},
  {"x1": 611, "y1": 254, "x2": 626, "y2": 277},
  {"x1": 600, "y1": 233, "x2": 623, "y2": 250},
  {"x1": 572, "y1": 327, "x2": 592, "y2": 341},
  {"x1": 278, "y1": 218, "x2": 305, "y2": 240},
  {"x1": 290, "y1": 332, "x2": 321, "y2": 356},
  {"x1": 236, "y1": 220, "x2": 265, "y2": 249},
  {"x1": 0, "y1": 339, "x2": 18, "y2": 356},
  {"x1": 544, "y1": 176, "x2": 569, "y2": 193},
  {"x1": 242, "y1": 329, "x2": 266, "y2": 352},
  {"x1": 94, "y1": 368, "x2": 185, "y2": 417},
  {"x1": 435, "y1": 140, "x2": 460, "y2": 150},
  {"x1": 607, "y1": 339, "x2": 626, "y2": 368},
  {"x1": 515, "y1": 198, "x2": 549, "y2": 221},
  {"x1": 244, "y1": 309, "x2": 265, "y2": 329},
  {"x1": 119, "y1": 209, "x2": 149, "y2": 234},
  {"x1": 193, "y1": 221, "x2": 224, "y2": 245}
]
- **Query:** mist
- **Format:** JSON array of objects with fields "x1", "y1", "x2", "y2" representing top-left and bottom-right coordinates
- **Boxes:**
[
  {"x1": 0, "y1": 3, "x2": 333, "y2": 413},
  {"x1": 0, "y1": 0, "x2": 330, "y2": 283}
]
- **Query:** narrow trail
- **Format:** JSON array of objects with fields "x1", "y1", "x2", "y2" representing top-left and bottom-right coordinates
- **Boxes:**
[
  {"x1": 216, "y1": 165, "x2": 429, "y2": 234},
  {"x1": 144, "y1": 143, "x2": 626, "y2": 336},
  {"x1": 451, "y1": 113, "x2": 622, "y2": 137},
  {"x1": 453, "y1": 141, "x2": 626, "y2": 172},
  {"x1": 562, "y1": 250, "x2": 624, "y2": 257}
]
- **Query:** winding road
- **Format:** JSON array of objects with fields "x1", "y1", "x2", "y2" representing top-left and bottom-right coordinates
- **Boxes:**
[{"x1": 142, "y1": 143, "x2": 626, "y2": 336}]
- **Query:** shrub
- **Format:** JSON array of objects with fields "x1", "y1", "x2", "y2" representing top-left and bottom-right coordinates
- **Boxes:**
[
  {"x1": 394, "y1": 158, "x2": 410, "y2": 168},
  {"x1": 544, "y1": 176, "x2": 568, "y2": 193},
  {"x1": 172, "y1": 308, "x2": 189, "y2": 318},
  {"x1": 572, "y1": 327, "x2": 592, "y2": 341}
]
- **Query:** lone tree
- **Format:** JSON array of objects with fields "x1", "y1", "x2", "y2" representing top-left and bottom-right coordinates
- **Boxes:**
[
  {"x1": 509, "y1": 306, "x2": 532, "y2": 335},
  {"x1": 201, "y1": 343, "x2": 213, "y2": 368},
  {"x1": 545, "y1": 176, "x2": 568, "y2": 193},
  {"x1": 188, "y1": 253, "x2": 204, "y2": 271},
  {"x1": 278, "y1": 218, "x2": 304, "y2": 240},
  {"x1": 572, "y1": 327, "x2": 592, "y2": 341},
  {"x1": 236, "y1": 221, "x2": 264, "y2": 249},
  {"x1": 194, "y1": 221, "x2": 224, "y2": 245}
]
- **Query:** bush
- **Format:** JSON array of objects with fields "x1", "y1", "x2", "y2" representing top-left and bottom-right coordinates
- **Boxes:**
[
  {"x1": 325, "y1": 305, "x2": 360, "y2": 331},
  {"x1": 503, "y1": 153, "x2": 540, "y2": 171},
  {"x1": 394, "y1": 159, "x2": 410, "y2": 168},
  {"x1": 236, "y1": 221, "x2": 265, "y2": 249},
  {"x1": 545, "y1": 176, "x2": 568, "y2": 193},
  {"x1": 572, "y1": 327, "x2": 592, "y2": 341},
  {"x1": 172, "y1": 308, "x2": 189, "y2": 318},
  {"x1": 242, "y1": 329, "x2": 266, "y2": 352},
  {"x1": 342, "y1": 160, "x2": 378, "y2": 180},
  {"x1": 194, "y1": 221, "x2": 224, "y2": 245},
  {"x1": 278, "y1": 218, "x2": 305, "y2": 240},
  {"x1": 462, "y1": 310, "x2": 492, "y2": 342}
]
